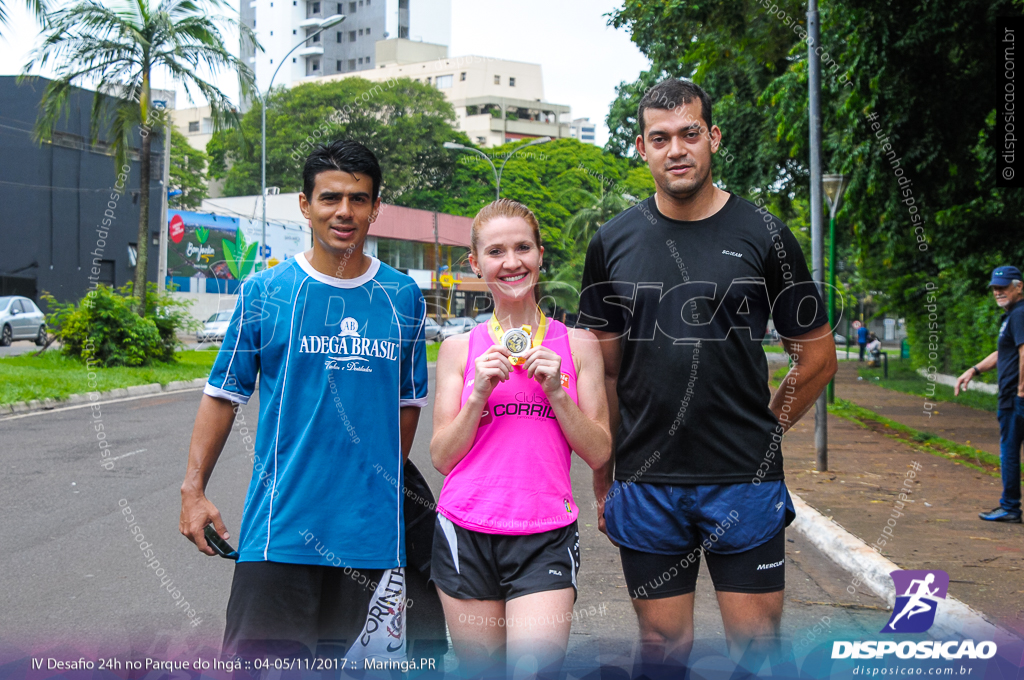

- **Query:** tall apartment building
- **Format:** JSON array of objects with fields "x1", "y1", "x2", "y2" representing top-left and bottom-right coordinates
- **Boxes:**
[
  {"x1": 240, "y1": 0, "x2": 451, "y2": 93},
  {"x1": 310, "y1": 39, "x2": 571, "y2": 146}
]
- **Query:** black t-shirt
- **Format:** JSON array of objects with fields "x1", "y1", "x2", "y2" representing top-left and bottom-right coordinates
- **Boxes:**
[
  {"x1": 578, "y1": 193, "x2": 829, "y2": 485},
  {"x1": 997, "y1": 300, "x2": 1024, "y2": 410}
]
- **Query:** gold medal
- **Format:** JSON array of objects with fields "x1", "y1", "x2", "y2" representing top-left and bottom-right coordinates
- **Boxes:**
[
  {"x1": 502, "y1": 326, "x2": 532, "y2": 365},
  {"x1": 489, "y1": 311, "x2": 547, "y2": 367}
]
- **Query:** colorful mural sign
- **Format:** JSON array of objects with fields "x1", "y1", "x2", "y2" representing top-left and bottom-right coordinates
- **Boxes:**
[{"x1": 167, "y1": 210, "x2": 310, "y2": 280}]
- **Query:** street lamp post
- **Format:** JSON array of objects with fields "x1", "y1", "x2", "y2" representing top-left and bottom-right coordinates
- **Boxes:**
[
  {"x1": 443, "y1": 136, "x2": 552, "y2": 200},
  {"x1": 439, "y1": 136, "x2": 552, "y2": 321},
  {"x1": 823, "y1": 173, "x2": 850, "y2": 404},
  {"x1": 259, "y1": 13, "x2": 345, "y2": 269},
  {"x1": 807, "y1": 0, "x2": 827, "y2": 471}
]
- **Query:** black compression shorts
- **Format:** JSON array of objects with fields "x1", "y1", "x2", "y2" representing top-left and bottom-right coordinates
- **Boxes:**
[{"x1": 619, "y1": 527, "x2": 787, "y2": 599}]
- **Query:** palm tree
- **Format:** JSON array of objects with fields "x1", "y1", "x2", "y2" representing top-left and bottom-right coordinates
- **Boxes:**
[
  {"x1": 22, "y1": 0, "x2": 258, "y2": 311},
  {"x1": 0, "y1": 0, "x2": 47, "y2": 37},
  {"x1": 542, "y1": 189, "x2": 632, "y2": 313},
  {"x1": 560, "y1": 188, "x2": 632, "y2": 250}
]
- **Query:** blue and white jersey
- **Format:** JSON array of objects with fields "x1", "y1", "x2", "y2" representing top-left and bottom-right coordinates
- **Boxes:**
[{"x1": 205, "y1": 253, "x2": 428, "y2": 568}]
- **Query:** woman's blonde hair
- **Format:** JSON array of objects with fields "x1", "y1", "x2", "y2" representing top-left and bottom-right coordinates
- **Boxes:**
[{"x1": 470, "y1": 199, "x2": 541, "y2": 255}]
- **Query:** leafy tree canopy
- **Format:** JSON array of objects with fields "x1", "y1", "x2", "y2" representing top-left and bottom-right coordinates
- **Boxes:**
[
  {"x1": 209, "y1": 77, "x2": 467, "y2": 202},
  {"x1": 403, "y1": 137, "x2": 656, "y2": 272},
  {"x1": 23, "y1": 0, "x2": 256, "y2": 310},
  {"x1": 170, "y1": 128, "x2": 209, "y2": 210},
  {"x1": 605, "y1": 0, "x2": 1024, "y2": 371}
]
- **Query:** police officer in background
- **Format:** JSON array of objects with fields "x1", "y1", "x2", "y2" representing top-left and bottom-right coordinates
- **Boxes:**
[{"x1": 955, "y1": 266, "x2": 1024, "y2": 523}]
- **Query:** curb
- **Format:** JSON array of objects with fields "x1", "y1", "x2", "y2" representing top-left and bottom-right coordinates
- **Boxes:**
[
  {"x1": 0, "y1": 378, "x2": 207, "y2": 416},
  {"x1": 916, "y1": 368, "x2": 998, "y2": 395},
  {"x1": 790, "y1": 491, "x2": 1012, "y2": 642}
]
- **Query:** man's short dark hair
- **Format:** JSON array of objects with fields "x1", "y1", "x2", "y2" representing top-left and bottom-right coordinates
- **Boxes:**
[
  {"x1": 637, "y1": 79, "x2": 714, "y2": 138},
  {"x1": 302, "y1": 139, "x2": 383, "y2": 201}
]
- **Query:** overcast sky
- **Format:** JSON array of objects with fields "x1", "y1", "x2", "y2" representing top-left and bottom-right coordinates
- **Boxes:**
[{"x1": 0, "y1": 0, "x2": 649, "y2": 146}]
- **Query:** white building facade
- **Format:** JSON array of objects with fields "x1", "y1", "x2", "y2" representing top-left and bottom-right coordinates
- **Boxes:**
[
  {"x1": 570, "y1": 117, "x2": 597, "y2": 144},
  {"x1": 240, "y1": 0, "x2": 451, "y2": 93},
  {"x1": 309, "y1": 39, "x2": 571, "y2": 146}
]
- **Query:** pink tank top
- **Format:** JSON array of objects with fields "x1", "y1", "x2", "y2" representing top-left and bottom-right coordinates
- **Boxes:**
[{"x1": 436, "y1": 319, "x2": 580, "y2": 535}]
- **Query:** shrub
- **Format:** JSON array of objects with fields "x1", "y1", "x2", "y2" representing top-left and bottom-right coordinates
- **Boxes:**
[
  {"x1": 905, "y1": 277, "x2": 1001, "y2": 380},
  {"x1": 41, "y1": 283, "x2": 198, "y2": 367}
]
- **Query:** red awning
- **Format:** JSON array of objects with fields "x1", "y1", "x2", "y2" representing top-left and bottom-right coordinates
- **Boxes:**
[{"x1": 371, "y1": 203, "x2": 472, "y2": 247}]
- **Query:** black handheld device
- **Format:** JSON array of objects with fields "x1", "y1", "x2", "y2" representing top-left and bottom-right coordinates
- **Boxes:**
[{"x1": 204, "y1": 524, "x2": 239, "y2": 560}]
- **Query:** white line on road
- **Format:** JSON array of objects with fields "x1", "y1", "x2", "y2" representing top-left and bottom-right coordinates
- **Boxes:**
[
  {"x1": 0, "y1": 388, "x2": 204, "y2": 422},
  {"x1": 103, "y1": 448, "x2": 148, "y2": 464}
]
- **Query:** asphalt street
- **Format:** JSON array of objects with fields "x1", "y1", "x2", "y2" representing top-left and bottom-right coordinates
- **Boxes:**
[
  {"x1": 0, "y1": 340, "x2": 43, "y2": 357},
  {"x1": 0, "y1": 366, "x2": 891, "y2": 673}
]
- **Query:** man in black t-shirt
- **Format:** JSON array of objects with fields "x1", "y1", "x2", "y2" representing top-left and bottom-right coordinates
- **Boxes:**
[
  {"x1": 954, "y1": 266, "x2": 1024, "y2": 523},
  {"x1": 578, "y1": 78, "x2": 837, "y2": 672}
]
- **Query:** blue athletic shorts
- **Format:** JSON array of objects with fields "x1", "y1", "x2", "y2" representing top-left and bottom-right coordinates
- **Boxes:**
[{"x1": 604, "y1": 480, "x2": 795, "y2": 555}]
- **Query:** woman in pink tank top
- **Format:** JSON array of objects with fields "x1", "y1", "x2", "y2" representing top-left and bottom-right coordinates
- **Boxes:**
[{"x1": 430, "y1": 199, "x2": 611, "y2": 676}]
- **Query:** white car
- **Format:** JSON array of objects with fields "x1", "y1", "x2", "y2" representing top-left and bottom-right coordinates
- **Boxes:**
[
  {"x1": 0, "y1": 296, "x2": 46, "y2": 346},
  {"x1": 439, "y1": 317, "x2": 478, "y2": 341},
  {"x1": 424, "y1": 317, "x2": 441, "y2": 342},
  {"x1": 197, "y1": 309, "x2": 233, "y2": 343}
]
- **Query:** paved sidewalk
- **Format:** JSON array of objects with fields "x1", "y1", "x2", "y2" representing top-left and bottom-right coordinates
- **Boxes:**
[
  {"x1": 834, "y1": 361, "x2": 1001, "y2": 457},
  {"x1": 781, "y1": 395, "x2": 1024, "y2": 637}
]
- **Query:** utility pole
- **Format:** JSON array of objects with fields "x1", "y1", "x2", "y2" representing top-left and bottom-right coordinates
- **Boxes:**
[
  {"x1": 157, "y1": 107, "x2": 171, "y2": 293},
  {"x1": 433, "y1": 211, "x2": 441, "y2": 321},
  {"x1": 808, "y1": 0, "x2": 828, "y2": 471}
]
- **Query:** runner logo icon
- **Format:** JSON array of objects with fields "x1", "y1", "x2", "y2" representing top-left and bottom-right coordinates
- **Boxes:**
[{"x1": 881, "y1": 569, "x2": 948, "y2": 633}]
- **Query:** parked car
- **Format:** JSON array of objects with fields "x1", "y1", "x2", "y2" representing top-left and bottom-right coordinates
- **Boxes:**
[
  {"x1": 440, "y1": 316, "x2": 478, "y2": 341},
  {"x1": 834, "y1": 332, "x2": 848, "y2": 345},
  {"x1": 474, "y1": 311, "x2": 493, "y2": 324},
  {"x1": 424, "y1": 317, "x2": 441, "y2": 342},
  {"x1": 0, "y1": 296, "x2": 46, "y2": 346},
  {"x1": 197, "y1": 309, "x2": 233, "y2": 343}
]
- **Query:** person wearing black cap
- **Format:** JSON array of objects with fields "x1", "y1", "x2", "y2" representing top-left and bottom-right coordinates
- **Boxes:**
[{"x1": 955, "y1": 265, "x2": 1024, "y2": 523}]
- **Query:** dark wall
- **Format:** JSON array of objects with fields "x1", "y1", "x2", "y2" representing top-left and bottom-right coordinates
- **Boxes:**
[{"x1": 0, "y1": 76, "x2": 164, "y2": 308}]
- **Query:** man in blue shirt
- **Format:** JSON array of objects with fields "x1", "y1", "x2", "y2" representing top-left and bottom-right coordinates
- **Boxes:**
[
  {"x1": 857, "y1": 323, "x2": 868, "y2": 361},
  {"x1": 179, "y1": 140, "x2": 428, "y2": 660},
  {"x1": 955, "y1": 265, "x2": 1024, "y2": 523}
]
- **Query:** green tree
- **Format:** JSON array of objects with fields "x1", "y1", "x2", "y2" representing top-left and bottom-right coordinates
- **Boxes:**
[
  {"x1": 605, "y1": 0, "x2": 1024, "y2": 371},
  {"x1": 406, "y1": 137, "x2": 655, "y2": 272},
  {"x1": 208, "y1": 77, "x2": 465, "y2": 202},
  {"x1": 545, "y1": 189, "x2": 633, "y2": 312},
  {"x1": 23, "y1": 0, "x2": 256, "y2": 312},
  {"x1": 170, "y1": 128, "x2": 209, "y2": 209},
  {"x1": 606, "y1": 0, "x2": 804, "y2": 196},
  {"x1": 561, "y1": 189, "x2": 632, "y2": 249}
]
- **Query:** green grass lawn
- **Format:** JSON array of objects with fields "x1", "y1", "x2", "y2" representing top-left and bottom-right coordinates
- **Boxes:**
[
  {"x1": 0, "y1": 348, "x2": 218, "y2": 405},
  {"x1": 857, "y1": 359, "x2": 998, "y2": 413},
  {"x1": 4, "y1": 342, "x2": 443, "y2": 406},
  {"x1": 769, "y1": 364, "x2": 790, "y2": 387}
]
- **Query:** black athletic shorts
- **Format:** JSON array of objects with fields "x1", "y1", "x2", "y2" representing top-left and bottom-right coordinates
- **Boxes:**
[
  {"x1": 620, "y1": 527, "x2": 787, "y2": 599},
  {"x1": 431, "y1": 515, "x2": 580, "y2": 602},
  {"x1": 223, "y1": 561, "x2": 405, "y2": 660}
]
